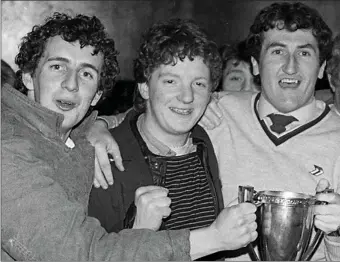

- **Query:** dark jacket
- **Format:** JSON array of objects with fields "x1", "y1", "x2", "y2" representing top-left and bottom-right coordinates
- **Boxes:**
[
  {"x1": 88, "y1": 109, "x2": 224, "y2": 233},
  {"x1": 1, "y1": 85, "x2": 190, "y2": 261}
]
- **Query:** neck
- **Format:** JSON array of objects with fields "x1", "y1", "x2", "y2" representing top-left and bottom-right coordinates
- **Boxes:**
[{"x1": 142, "y1": 114, "x2": 189, "y2": 148}]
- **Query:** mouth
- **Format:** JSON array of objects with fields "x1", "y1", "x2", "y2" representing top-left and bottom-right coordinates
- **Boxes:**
[
  {"x1": 279, "y1": 78, "x2": 301, "y2": 89},
  {"x1": 169, "y1": 107, "x2": 193, "y2": 116},
  {"x1": 55, "y1": 99, "x2": 77, "y2": 111}
]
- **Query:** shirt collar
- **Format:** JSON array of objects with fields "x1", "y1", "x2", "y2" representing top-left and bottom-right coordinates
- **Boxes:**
[
  {"x1": 136, "y1": 113, "x2": 195, "y2": 156},
  {"x1": 257, "y1": 93, "x2": 318, "y2": 124}
]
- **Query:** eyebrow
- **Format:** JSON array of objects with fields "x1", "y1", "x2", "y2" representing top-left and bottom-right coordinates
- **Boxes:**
[
  {"x1": 47, "y1": 57, "x2": 99, "y2": 74},
  {"x1": 158, "y1": 72, "x2": 208, "y2": 81}
]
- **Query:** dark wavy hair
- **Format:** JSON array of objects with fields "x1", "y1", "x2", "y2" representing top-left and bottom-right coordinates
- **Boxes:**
[
  {"x1": 133, "y1": 18, "x2": 222, "y2": 112},
  {"x1": 326, "y1": 34, "x2": 340, "y2": 88},
  {"x1": 245, "y1": 2, "x2": 333, "y2": 65},
  {"x1": 14, "y1": 12, "x2": 119, "y2": 100}
]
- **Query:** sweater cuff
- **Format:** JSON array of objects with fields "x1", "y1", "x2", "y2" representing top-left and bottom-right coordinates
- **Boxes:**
[
  {"x1": 168, "y1": 229, "x2": 191, "y2": 261},
  {"x1": 324, "y1": 235, "x2": 340, "y2": 260}
]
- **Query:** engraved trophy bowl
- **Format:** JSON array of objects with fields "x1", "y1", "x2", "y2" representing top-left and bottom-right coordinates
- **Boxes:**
[{"x1": 238, "y1": 186, "x2": 325, "y2": 261}]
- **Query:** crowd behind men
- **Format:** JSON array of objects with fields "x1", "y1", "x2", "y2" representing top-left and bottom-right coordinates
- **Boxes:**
[{"x1": 2, "y1": 1, "x2": 340, "y2": 261}]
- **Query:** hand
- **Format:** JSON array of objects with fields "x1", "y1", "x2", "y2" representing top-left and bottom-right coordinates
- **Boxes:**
[
  {"x1": 198, "y1": 94, "x2": 223, "y2": 130},
  {"x1": 314, "y1": 179, "x2": 340, "y2": 234},
  {"x1": 211, "y1": 202, "x2": 258, "y2": 250},
  {"x1": 133, "y1": 185, "x2": 171, "y2": 231},
  {"x1": 87, "y1": 119, "x2": 125, "y2": 189}
]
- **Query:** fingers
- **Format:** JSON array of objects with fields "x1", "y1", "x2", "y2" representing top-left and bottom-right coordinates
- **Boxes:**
[
  {"x1": 238, "y1": 202, "x2": 257, "y2": 214},
  {"x1": 135, "y1": 185, "x2": 169, "y2": 201},
  {"x1": 315, "y1": 178, "x2": 331, "y2": 193},
  {"x1": 314, "y1": 215, "x2": 340, "y2": 234},
  {"x1": 93, "y1": 178, "x2": 100, "y2": 188},
  {"x1": 95, "y1": 144, "x2": 114, "y2": 186},
  {"x1": 208, "y1": 96, "x2": 223, "y2": 118},
  {"x1": 107, "y1": 142, "x2": 124, "y2": 172},
  {"x1": 94, "y1": 154, "x2": 109, "y2": 189}
]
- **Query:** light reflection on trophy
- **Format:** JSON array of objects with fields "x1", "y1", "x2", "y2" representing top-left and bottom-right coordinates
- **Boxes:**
[{"x1": 238, "y1": 185, "x2": 328, "y2": 261}]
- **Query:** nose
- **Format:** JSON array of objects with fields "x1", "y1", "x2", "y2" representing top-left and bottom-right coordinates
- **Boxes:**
[
  {"x1": 178, "y1": 85, "x2": 194, "y2": 104},
  {"x1": 61, "y1": 70, "x2": 79, "y2": 92},
  {"x1": 283, "y1": 54, "x2": 298, "y2": 75}
]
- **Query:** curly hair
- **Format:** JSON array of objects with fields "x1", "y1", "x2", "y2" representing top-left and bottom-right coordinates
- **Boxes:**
[
  {"x1": 245, "y1": 2, "x2": 333, "y2": 65},
  {"x1": 326, "y1": 34, "x2": 340, "y2": 88},
  {"x1": 14, "y1": 12, "x2": 119, "y2": 100},
  {"x1": 133, "y1": 18, "x2": 222, "y2": 112}
]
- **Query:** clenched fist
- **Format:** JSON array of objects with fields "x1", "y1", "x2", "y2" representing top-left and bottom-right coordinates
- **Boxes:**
[
  {"x1": 133, "y1": 185, "x2": 172, "y2": 231},
  {"x1": 210, "y1": 202, "x2": 258, "y2": 250}
]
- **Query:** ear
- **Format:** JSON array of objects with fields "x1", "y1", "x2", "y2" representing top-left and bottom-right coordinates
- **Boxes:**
[
  {"x1": 327, "y1": 73, "x2": 336, "y2": 92},
  {"x1": 251, "y1": 56, "x2": 260, "y2": 76},
  {"x1": 22, "y1": 72, "x2": 34, "y2": 91},
  {"x1": 90, "y1": 91, "x2": 103, "y2": 106},
  {"x1": 318, "y1": 60, "x2": 326, "y2": 79},
  {"x1": 138, "y1": 82, "x2": 149, "y2": 99}
]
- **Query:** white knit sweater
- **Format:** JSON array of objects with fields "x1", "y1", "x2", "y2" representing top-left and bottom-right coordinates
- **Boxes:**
[{"x1": 206, "y1": 91, "x2": 340, "y2": 261}]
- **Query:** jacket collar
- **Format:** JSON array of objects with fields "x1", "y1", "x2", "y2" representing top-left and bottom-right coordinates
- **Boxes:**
[{"x1": 2, "y1": 84, "x2": 97, "y2": 142}]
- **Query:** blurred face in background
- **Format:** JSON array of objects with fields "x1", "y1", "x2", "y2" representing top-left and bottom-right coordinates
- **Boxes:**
[{"x1": 222, "y1": 59, "x2": 259, "y2": 92}]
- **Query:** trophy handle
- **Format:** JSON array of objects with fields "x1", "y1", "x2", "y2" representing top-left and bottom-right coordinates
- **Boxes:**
[
  {"x1": 301, "y1": 189, "x2": 334, "y2": 261},
  {"x1": 238, "y1": 186, "x2": 262, "y2": 261},
  {"x1": 301, "y1": 229, "x2": 324, "y2": 261}
]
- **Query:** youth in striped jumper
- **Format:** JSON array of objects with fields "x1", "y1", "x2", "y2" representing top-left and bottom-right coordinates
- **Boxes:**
[
  {"x1": 88, "y1": 18, "x2": 258, "y2": 259},
  {"x1": 198, "y1": 2, "x2": 340, "y2": 261}
]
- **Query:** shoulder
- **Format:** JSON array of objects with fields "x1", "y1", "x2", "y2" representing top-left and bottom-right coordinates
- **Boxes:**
[{"x1": 217, "y1": 91, "x2": 257, "y2": 113}]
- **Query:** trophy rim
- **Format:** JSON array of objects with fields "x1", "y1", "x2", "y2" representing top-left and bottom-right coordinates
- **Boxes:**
[{"x1": 256, "y1": 190, "x2": 316, "y2": 206}]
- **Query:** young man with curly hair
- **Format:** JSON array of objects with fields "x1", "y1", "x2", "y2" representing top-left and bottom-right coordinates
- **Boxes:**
[
  {"x1": 88, "y1": 18, "x2": 257, "y2": 260},
  {"x1": 1, "y1": 12, "x2": 257, "y2": 261}
]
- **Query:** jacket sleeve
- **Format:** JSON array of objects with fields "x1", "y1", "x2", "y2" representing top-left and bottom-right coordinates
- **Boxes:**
[{"x1": 1, "y1": 138, "x2": 191, "y2": 261}]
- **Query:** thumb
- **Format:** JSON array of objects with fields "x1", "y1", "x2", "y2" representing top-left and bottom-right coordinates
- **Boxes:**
[{"x1": 316, "y1": 178, "x2": 330, "y2": 193}]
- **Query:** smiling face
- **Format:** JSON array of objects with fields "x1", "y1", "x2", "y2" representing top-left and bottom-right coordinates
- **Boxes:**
[
  {"x1": 23, "y1": 36, "x2": 103, "y2": 139},
  {"x1": 252, "y1": 28, "x2": 326, "y2": 113},
  {"x1": 139, "y1": 56, "x2": 212, "y2": 144},
  {"x1": 222, "y1": 59, "x2": 258, "y2": 92}
]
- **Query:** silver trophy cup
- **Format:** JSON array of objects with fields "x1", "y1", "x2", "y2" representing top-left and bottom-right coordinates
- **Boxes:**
[{"x1": 238, "y1": 186, "x2": 326, "y2": 261}]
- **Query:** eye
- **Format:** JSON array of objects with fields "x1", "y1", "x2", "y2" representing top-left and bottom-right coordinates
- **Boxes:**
[
  {"x1": 229, "y1": 76, "x2": 242, "y2": 82},
  {"x1": 299, "y1": 51, "x2": 311, "y2": 56},
  {"x1": 50, "y1": 64, "x2": 64, "y2": 71},
  {"x1": 163, "y1": 79, "x2": 175, "y2": 85},
  {"x1": 194, "y1": 81, "x2": 207, "y2": 88},
  {"x1": 272, "y1": 49, "x2": 283, "y2": 55},
  {"x1": 82, "y1": 71, "x2": 93, "y2": 79}
]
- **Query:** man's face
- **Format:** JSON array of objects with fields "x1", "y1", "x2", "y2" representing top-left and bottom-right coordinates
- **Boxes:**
[
  {"x1": 222, "y1": 59, "x2": 258, "y2": 92},
  {"x1": 252, "y1": 28, "x2": 326, "y2": 113},
  {"x1": 23, "y1": 36, "x2": 103, "y2": 137},
  {"x1": 139, "y1": 56, "x2": 212, "y2": 139}
]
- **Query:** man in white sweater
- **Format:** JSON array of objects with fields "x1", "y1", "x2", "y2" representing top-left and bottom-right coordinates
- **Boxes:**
[
  {"x1": 201, "y1": 2, "x2": 340, "y2": 261},
  {"x1": 89, "y1": 2, "x2": 340, "y2": 261}
]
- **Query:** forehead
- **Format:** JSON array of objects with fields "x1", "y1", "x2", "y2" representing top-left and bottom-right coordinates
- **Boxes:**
[
  {"x1": 156, "y1": 56, "x2": 210, "y2": 77},
  {"x1": 261, "y1": 28, "x2": 319, "y2": 52},
  {"x1": 40, "y1": 35, "x2": 104, "y2": 69}
]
